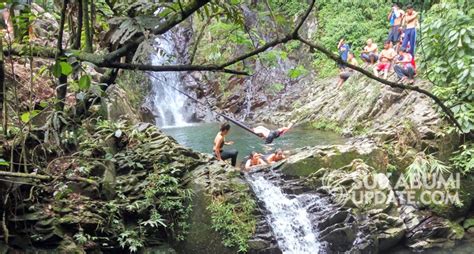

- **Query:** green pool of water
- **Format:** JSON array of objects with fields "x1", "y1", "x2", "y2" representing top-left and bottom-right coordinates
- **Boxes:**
[{"x1": 162, "y1": 122, "x2": 345, "y2": 164}]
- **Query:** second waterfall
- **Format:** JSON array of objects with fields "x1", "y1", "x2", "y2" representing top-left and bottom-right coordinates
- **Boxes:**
[{"x1": 246, "y1": 171, "x2": 321, "y2": 254}]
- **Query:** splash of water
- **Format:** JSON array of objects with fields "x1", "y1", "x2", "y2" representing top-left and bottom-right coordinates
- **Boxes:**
[{"x1": 246, "y1": 174, "x2": 320, "y2": 254}]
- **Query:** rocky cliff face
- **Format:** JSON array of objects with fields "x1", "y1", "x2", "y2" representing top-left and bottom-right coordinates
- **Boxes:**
[
  {"x1": 255, "y1": 75, "x2": 453, "y2": 144},
  {"x1": 1, "y1": 118, "x2": 278, "y2": 253},
  {"x1": 246, "y1": 145, "x2": 468, "y2": 253}
]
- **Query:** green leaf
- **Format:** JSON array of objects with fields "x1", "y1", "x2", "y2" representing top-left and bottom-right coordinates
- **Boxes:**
[
  {"x1": 0, "y1": 159, "x2": 9, "y2": 166},
  {"x1": 52, "y1": 62, "x2": 62, "y2": 78},
  {"x1": 288, "y1": 65, "x2": 308, "y2": 79},
  {"x1": 463, "y1": 34, "x2": 472, "y2": 45},
  {"x1": 79, "y1": 75, "x2": 91, "y2": 90},
  {"x1": 20, "y1": 110, "x2": 41, "y2": 123},
  {"x1": 21, "y1": 112, "x2": 31, "y2": 123},
  {"x1": 39, "y1": 101, "x2": 49, "y2": 108},
  {"x1": 60, "y1": 62, "x2": 73, "y2": 75}
]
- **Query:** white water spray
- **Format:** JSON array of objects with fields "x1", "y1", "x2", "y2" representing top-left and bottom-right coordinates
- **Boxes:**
[
  {"x1": 247, "y1": 174, "x2": 320, "y2": 254},
  {"x1": 149, "y1": 34, "x2": 189, "y2": 128}
]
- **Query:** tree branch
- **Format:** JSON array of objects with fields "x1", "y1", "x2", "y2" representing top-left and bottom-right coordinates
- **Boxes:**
[
  {"x1": 4, "y1": 0, "x2": 316, "y2": 76},
  {"x1": 103, "y1": 0, "x2": 211, "y2": 63},
  {"x1": 189, "y1": 14, "x2": 215, "y2": 64},
  {"x1": 218, "y1": 35, "x2": 293, "y2": 69},
  {"x1": 296, "y1": 35, "x2": 463, "y2": 131},
  {"x1": 4, "y1": 44, "x2": 247, "y2": 75},
  {"x1": 95, "y1": 62, "x2": 249, "y2": 75},
  {"x1": 216, "y1": 0, "x2": 315, "y2": 69},
  {"x1": 293, "y1": 0, "x2": 315, "y2": 37}
]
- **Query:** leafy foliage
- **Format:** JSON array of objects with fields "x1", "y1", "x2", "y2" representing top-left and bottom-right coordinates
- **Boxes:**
[
  {"x1": 108, "y1": 16, "x2": 147, "y2": 45},
  {"x1": 288, "y1": 65, "x2": 308, "y2": 79},
  {"x1": 118, "y1": 230, "x2": 144, "y2": 253},
  {"x1": 65, "y1": 121, "x2": 196, "y2": 252},
  {"x1": 265, "y1": 82, "x2": 285, "y2": 96},
  {"x1": 450, "y1": 144, "x2": 474, "y2": 175},
  {"x1": 268, "y1": 0, "x2": 309, "y2": 18},
  {"x1": 311, "y1": 0, "x2": 387, "y2": 77},
  {"x1": 208, "y1": 183, "x2": 256, "y2": 253},
  {"x1": 405, "y1": 152, "x2": 451, "y2": 182},
  {"x1": 309, "y1": 118, "x2": 342, "y2": 134},
  {"x1": 419, "y1": 1, "x2": 474, "y2": 133}
]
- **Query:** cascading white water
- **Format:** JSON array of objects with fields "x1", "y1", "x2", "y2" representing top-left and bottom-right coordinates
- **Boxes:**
[
  {"x1": 247, "y1": 174, "x2": 320, "y2": 254},
  {"x1": 149, "y1": 34, "x2": 189, "y2": 128}
]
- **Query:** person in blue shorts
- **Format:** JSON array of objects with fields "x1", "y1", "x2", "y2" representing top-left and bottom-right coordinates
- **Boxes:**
[
  {"x1": 337, "y1": 37, "x2": 350, "y2": 69},
  {"x1": 388, "y1": 3, "x2": 404, "y2": 49}
]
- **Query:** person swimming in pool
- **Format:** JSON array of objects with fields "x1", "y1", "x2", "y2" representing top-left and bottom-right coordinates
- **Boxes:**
[
  {"x1": 265, "y1": 149, "x2": 286, "y2": 164},
  {"x1": 253, "y1": 122, "x2": 294, "y2": 144},
  {"x1": 244, "y1": 151, "x2": 267, "y2": 171}
]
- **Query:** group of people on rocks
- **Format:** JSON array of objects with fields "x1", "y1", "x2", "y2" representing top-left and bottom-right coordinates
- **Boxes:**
[
  {"x1": 212, "y1": 4, "x2": 421, "y2": 170},
  {"x1": 337, "y1": 3, "x2": 418, "y2": 88},
  {"x1": 213, "y1": 122, "x2": 292, "y2": 171}
]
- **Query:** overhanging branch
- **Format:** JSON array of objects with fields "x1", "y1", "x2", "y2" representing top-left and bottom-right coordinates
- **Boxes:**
[
  {"x1": 3, "y1": 0, "x2": 312, "y2": 75},
  {"x1": 96, "y1": 62, "x2": 249, "y2": 75},
  {"x1": 5, "y1": 0, "x2": 210, "y2": 65},
  {"x1": 4, "y1": 44, "x2": 247, "y2": 75},
  {"x1": 103, "y1": 0, "x2": 211, "y2": 62}
]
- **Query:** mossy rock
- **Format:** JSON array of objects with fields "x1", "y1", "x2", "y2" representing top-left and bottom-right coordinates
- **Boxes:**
[
  {"x1": 429, "y1": 175, "x2": 474, "y2": 219},
  {"x1": 177, "y1": 164, "x2": 237, "y2": 254},
  {"x1": 448, "y1": 221, "x2": 465, "y2": 240},
  {"x1": 57, "y1": 238, "x2": 85, "y2": 254},
  {"x1": 10, "y1": 211, "x2": 50, "y2": 222},
  {"x1": 463, "y1": 218, "x2": 474, "y2": 230},
  {"x1": 282, "y1": 144, "x2": 387, "y2": 177}
]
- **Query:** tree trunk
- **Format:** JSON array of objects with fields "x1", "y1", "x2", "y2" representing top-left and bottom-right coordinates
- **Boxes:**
[
  {"x1": 82, "y1": 0, "x2": 92, "y2": 53},
  {"x1": 0, "y1": 37, "x2": 5, "y2": 136},
  {"x1": 73, "y1": 0, "x2": 83, "y2": 50},
  {"x1": 90, "y1": 0, "x2": 95, "y2": 46},
  {"x1": 55, "y1": 0, "x2": 69, "y2": 111}
]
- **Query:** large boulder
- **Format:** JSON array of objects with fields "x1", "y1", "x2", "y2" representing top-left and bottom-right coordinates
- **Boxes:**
[
  {"x1": 306, "y1": 159, "x2": 406, "y2": 251},
  {"x1": 101, "y1": 85, "x2": 141, "y2": 123},
  {"x1": 281, "y1": 142, "x2": 387, "y2": 177},
  {"x1": 178, "y1": 162, "x2": 237, "y2": 254},
  {"x1": 401, "y1": 205, "x2": 465, "y2": 250},
  {"x1": 180, "y1": 161, "x2": 280, "y2": 254}
]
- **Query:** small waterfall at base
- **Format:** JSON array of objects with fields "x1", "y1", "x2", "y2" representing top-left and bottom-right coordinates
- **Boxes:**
[
  {"x1": 149, "y1": 34, "x2": 189, "y2": 128},
  {"x1": 246, "y1": 174, "x2": 320, "y2": 254}
]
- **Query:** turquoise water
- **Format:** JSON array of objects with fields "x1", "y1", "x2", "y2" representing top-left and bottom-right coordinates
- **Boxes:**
[{"x1": 162, "y1": 122, "x2": 345, "y2": 164}]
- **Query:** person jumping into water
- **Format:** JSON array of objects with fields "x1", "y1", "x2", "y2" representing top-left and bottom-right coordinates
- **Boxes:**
[
  {"x1": 213, "y1": 122, "x2": 238, "y2": 166},
  {"x1": 253, "y1": 122, "x2": 294, "y2": 144}
]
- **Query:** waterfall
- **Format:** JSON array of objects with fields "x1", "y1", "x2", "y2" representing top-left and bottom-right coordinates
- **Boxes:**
[
  {"x1": 246, "y1": 173, "x2": 320, "y2": 254},
  {"x1": 149, "y1": 34, "x2": 189, "y2": 128}
]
